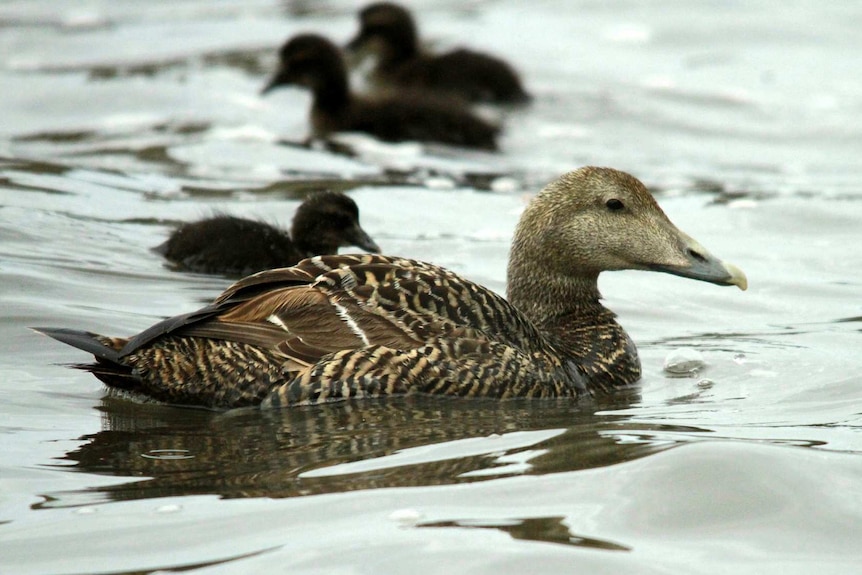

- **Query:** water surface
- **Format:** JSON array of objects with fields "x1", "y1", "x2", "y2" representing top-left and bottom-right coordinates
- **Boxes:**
[{"x1": 1, "y1": 1, "x2": 861, "y2": 573}]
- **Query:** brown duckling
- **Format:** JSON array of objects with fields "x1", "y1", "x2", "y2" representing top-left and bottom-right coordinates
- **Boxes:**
[
  {"x1": 347, "y1": 2, "x2": 531, "y2": 105},
  {"x1": 261, "y1": 33, "x2": 500, "y2": 151},
  {"x1": 154, "y1": 191, "x2": 380, "y2": 277},
  {"x1": 36, "y1": 167, "x2": 747, "y2": 409}
]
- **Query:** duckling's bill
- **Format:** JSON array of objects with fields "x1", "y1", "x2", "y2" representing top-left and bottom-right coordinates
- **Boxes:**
[
  {"x1": 347, "y1": 224, "x2": 381, "y2": 253},
  {"x1": 261, "y1": 67, "x2": 290, "y2": 95},
  {"x1": 260, "y1": 75, "x2": 282, "y2": 95}
]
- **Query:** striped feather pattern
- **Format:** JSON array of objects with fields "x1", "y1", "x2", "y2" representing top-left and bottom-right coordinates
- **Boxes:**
[{"x1": 106, "y1": 253, "x2": 588, "y2": 408}]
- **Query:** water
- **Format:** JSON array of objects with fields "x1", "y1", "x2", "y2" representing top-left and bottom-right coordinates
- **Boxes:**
[{"x1": 2, "y1": 0, "x2": 861, "y2": 573}]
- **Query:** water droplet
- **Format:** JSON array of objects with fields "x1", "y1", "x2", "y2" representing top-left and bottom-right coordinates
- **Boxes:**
[
  {"x1": 728, "y1": 199, "x2": 758, "y2": 209},
  {"x1": 155, "y1": 504, "x2": 182, "y2": 514},
  {"x1": 388, "y1": 508, "x2": 423, "y2": 526},
  {"x1": 74, "y1": 506, "x2": 98, "y2": 515},
  {"x1": 424, "y1": 176, "x2": 456, "y2": 190},
  {"x1": 141, "y1": 449, "x2": 194, "y2": 460},
  {"x1": 696, "y1": 378, "x2": 714, "y2": 389},
  {"x1": 663, "y1": 348, "x2": 706, "y2": 375},
  {"x1": 490, "y1": 176, "x2": 519, "y2": 193},
  {"x1": 733, "y1": 353, "x2": 747, "y2": 365}
]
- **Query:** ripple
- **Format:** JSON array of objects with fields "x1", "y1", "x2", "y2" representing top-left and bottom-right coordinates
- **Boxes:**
[{"x1": 140, "y1": 449, "x2": 195, "y2": 461}]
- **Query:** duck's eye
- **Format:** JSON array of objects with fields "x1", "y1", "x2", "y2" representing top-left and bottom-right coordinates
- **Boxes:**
[{"x1": 605, "y1": 198, "x2": 625, "y2": 211}]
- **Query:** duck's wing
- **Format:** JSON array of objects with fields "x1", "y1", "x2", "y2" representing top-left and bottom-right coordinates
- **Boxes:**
[
  {"x1": 128, "y1": 254, "x2": 548, "y2": 368},
  {"x1": 115, "y1": 261, "x2": 319, "y2": 357}
]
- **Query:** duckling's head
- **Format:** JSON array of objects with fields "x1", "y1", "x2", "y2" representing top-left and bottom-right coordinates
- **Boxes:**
[
  {"x1": 291, "y1": 191, "x2": 381, "y2": 255},
  {"x1": 261, "y1": 34, "x2": 348, "y2": 96},
  {"x1": 346, "y1": 2, "x2": 419, "y2": 62},
  {"x1": 508, "y1": 167, "x2": 746, "y2": 316}
]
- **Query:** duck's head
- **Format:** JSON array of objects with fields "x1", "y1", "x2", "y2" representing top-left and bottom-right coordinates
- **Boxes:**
[
  {"x1": 346, "y1": 2, "x2": 419, "y2": 62},
  {"x1": 291, "y1": 191, "x2": 381, "y2": 255},
  {"x1": 508, "y1": 167, "x2": 746, "y2": 313},
  {"x1": 261, "y1": 34, "x2": 348, "y2": 96}
]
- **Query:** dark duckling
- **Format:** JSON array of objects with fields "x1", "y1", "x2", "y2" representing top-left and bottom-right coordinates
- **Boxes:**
[
  {"x1": 36, "y1": 167, "x2": 747, "y2": 409},
  {"x1": 261, "y1": 33, "x2": 500, "y2": 151},
  {"x1": 346, "y1": 2, "x2": 531, "y2": 105},
  {"x1": 154, "y1": 191, "x2": 380, "y2": 277}
]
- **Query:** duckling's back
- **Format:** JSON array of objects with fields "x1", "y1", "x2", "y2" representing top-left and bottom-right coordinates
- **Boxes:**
[{"x1": 155, "y1": 215, "x2": 300, "y2": 277}]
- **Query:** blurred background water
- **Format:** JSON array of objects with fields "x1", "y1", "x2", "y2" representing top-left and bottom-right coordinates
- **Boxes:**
[{"x1": 1, "y1": 1, "x2": 861, "y2": 573}]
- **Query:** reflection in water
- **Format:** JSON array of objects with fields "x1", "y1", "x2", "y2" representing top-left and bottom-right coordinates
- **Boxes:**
[
  {"x1": 418, "y1": 516, "x2": 631, "y2": 552},
  {"x1": 36, "y1": 390, "x2": 708, "y2": 509}
]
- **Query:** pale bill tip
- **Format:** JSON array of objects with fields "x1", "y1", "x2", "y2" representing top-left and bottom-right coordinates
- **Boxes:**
[{"x1": 724, "y1": 262, "x2": 748, "y2": 291}]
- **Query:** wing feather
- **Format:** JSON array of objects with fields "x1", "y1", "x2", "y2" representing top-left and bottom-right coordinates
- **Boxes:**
[{"x1": 117, "y1": 254, "x2": 549, "y2": 369}]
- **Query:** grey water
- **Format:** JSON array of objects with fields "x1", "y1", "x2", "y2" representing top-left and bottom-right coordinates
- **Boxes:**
[{"x1": 1, "y1": 1, "x2": 861, "y2": 573}]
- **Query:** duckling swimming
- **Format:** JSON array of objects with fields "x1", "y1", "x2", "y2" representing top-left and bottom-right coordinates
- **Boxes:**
[
  {"x1": 36, "y1": 167, "x2": 746, "y2": 409},
  {"x1": 347, "y1": 2, "x2": 531, "y2": 105},
  {"x1": 154, "y1": 191, "x2": 380, "y2": 277},
  {"x1": 262, "y1": 34, "x2": 500, "y2": 150}
]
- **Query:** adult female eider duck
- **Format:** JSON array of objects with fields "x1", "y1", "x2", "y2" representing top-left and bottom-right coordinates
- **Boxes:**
[
  {"x1": 261, "y1": 34, "x2": 500, "y2": 150},
  {"x1": 154, "y1": 191, "x2": 380, "y2": 277},
  {"x1": 35, "y1": 167, "x2": 746, "y2": 410},
  {"x1": 346, "y1": 2, "x2": 531, "y2": 105}
]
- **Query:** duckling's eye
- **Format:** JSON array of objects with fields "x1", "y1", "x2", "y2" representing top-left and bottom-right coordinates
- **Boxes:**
[{"x1": 605, "y1": 198, "x2": 625, "y2": 211}]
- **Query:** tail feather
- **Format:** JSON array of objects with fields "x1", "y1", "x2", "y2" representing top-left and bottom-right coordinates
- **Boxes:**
[
  {"x1": 82, "y1": 362, "x2": 142, "y2": 391},
  {"x1": 32, "y1": 327, "x2": 123, "y2": 363},
  {"x1": 33, "y1": 327, "x2": 142, "y2": 392}
]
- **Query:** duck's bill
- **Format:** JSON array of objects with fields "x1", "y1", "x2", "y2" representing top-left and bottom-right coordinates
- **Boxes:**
[
  {"x1": 651, "y1": 257, "x2": 748, "y2": 291},
  {"x1": 260, "y1": 72, "x2": 287, "y2": 96},
  {"x1": 344, "y1": 34, "x2": 364, "y2": 52}
]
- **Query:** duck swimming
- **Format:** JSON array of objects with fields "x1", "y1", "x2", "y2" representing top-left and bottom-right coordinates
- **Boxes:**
[
  {"x1": 347, "y1": 2, "x2": 531, "y2": 105},
  {"x1": 36, "y1": 167, "x2": 746, "y2": 410},
  {"x1": 261, "y1": 33, "x2": 500, "y2": 150},
  {"x1": 154, "y1": 191, "x2": 380, "y2": 277}
]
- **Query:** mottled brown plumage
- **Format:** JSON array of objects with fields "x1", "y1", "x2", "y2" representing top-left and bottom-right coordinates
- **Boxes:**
[
  {"x1": 347, "y1": 2, "x2": 531, "y2": 104},
  {"x1": 36, "y1": 167, "x2": 747, "y2": 410},
  {"x1": 261, "y1": 34, "x2": 499, "y2": 150}
]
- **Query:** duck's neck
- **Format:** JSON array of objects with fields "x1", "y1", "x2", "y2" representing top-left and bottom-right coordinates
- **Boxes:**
[
  {"x1": 506, "y1": 261, "x2": 641, "y2": 390},
  {"x1": 506, "y1": 261, "x2": 601, "y2": 323},
  {"x1": 380, "y1": 29, "x2": 420, "y2": 70},
  {"x1": 292, "y1": 237, "x2": 337, "y2": 259},
  {"x1": 310, "y1": 71, "x2": 351, "y2": 116}
]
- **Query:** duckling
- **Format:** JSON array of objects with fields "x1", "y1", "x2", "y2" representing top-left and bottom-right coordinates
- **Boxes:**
[
  {"x1": 36, "y1": 167, "x2": 747, "y2": 409},
  {"x1": 261, "y1": 34, "x2": 500, "y2": 151},
  {"x1": 154, "y1": 191, "x2": 380, "y2": 277},
  {"x1": 347, "y1": 2, "x2": 531, "y2": 105}
]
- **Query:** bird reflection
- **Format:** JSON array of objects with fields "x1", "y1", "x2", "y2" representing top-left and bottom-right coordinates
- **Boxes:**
[
  {"x1": 33, "y1": 389, "x2": 706, "y2": 509},
  {"x1": 418, "y1": 516, "x2": 631, "y2": 551}
]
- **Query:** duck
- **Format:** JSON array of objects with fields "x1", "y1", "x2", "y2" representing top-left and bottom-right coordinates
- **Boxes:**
[
  {"x1": 35, "y1": 167, "x2": 747, "y2": 410},
  {"x1": 153, "y1": 191, "x2": 380, "y2": 278},
  {"x1": 261, "y1": 33, "x2": 500, "y2": 151},
  {"x1": 346, "y1": 2, "x2": 531, "y2": 105}
]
